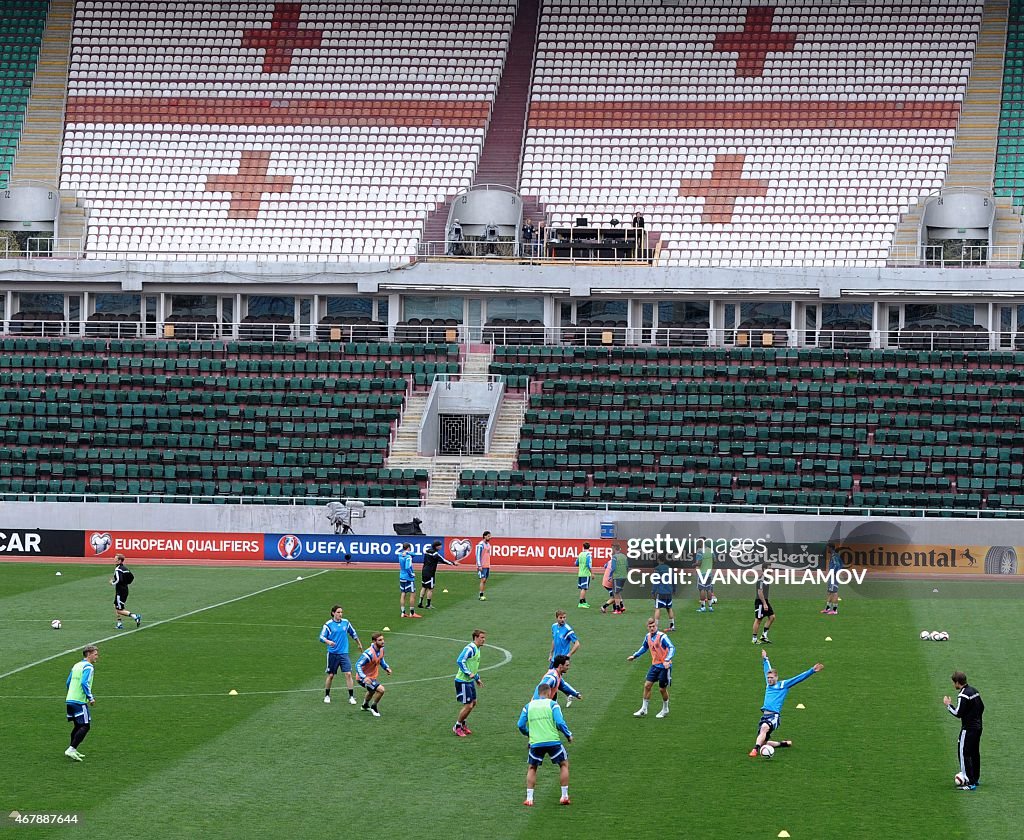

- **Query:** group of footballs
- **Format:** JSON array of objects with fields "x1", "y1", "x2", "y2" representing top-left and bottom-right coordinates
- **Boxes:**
[{"x1": 920, "y1": 630, "x2": 950, "y2": 641}]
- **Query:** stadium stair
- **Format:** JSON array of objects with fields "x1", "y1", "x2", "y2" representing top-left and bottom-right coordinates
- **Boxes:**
[
  {"x1": 892, "y1": 0, "x2": 1022, "y2": 264},
  {"x1": 994, "y1": 0, "x2": 1024, "y2": 263},
  {"x1": 385, "y1": 347, "x2": 524, "y2": 506},
  {"x1": 422, "y1": 0, "x2": 546, "y2": 249},
  {"x1": 0, "y1": 0, "x2": 48, "y2": 189},
  {"x1": 9, "y1": 0, "x2": 87, "y2": 251}
]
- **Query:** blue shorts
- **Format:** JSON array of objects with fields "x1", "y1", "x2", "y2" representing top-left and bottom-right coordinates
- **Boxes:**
[
  {"x1": 655, "y1": 596, "x2": 673, "y2": 609},
  {"x1": 613, "y1": 579, "x2": 626, "y2": 594},
  {"x1": 358, "y1": 677, "x2": 381, "y2": 692},
  {"x1": 577, "y1": 577, "x2": 590, "y2": 590},
  {"x1": 758, "y1": 712, "x2": 780, "y2": 736},
  {"x1": 478, "y1": 567, "x2": 490, "y2": 580},
  {"x1": 645, "y1": 664, "x2": 671, "y2": 688},
  {"x1": 528, "y1": 743, "x2": 568, "y2": 767},
  {"x1": 326, "y1": 652, "x2": 351, "y2": 675},
  {"x1": 827, "y1": 582, "x2": 839, "y2": 594},
  {"x1": 66, "y1": 702, "x2": 90, "y2": 724},
  {"x1": 455, "y1": 680, "x2": 477, "y2": 705},
  {"x1": 399, "y1": 579, "x2": 415, "y2": 593}
]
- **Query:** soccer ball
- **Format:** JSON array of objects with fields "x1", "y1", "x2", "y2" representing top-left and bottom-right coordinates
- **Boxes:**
[
  {"x1": 930, "y1": 631, "x2": 943, "y2": 641},
  {"x1": 50, "y1": 619, "x2": 61, "y2": 630},
  {"x1": 920, "y1": 631, "x2": 931, "y2": 640},
  {"x1": 760, "y1": 745, "x2": 775, "y2": 759},
  {"x1": 937, "y1": 631, "x2": 949, "y2": 641},
  {"x1": 954, "y1": 772, "x2": 969, "y2": 786}
]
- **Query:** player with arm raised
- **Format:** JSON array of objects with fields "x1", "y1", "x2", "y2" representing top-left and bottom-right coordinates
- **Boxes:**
[{"x1": 749, "y1": 648, "x2": 823, "y2": 756}]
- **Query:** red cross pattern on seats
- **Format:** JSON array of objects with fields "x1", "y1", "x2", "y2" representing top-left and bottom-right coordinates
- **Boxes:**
[
  {"x1": 204, "y1": 151, "x2": 295, "y2": 219},
  {"x1": 242, "y1": 2, "x2": 323, "y2": 73},
  {"x1": 677, "y1": 154, "x2": 769, "y2": 225},
  {"x1": 713, "y1": 6, "x2": 797, "y2": 78}
]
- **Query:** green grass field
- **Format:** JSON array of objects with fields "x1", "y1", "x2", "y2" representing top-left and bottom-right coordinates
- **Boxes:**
[{"x1": 0, "y1": 563, "x2": 1018, "y2": 840}]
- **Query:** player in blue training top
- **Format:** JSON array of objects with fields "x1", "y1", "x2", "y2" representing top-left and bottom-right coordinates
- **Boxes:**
[
  {"x1": 750, "y1": 648, "x2": 824, "y2": 756},
  {"x1": 397, "y1": 543, "x2": 421, "y2": 619},
  {"x1": 549, "y1": 609, "x2": 580, "y2": 667},
  {"x1": 821, "y1": 542, "x2": 843, "y2": 615},
  {"x1": 319, "y1": 604, "x2": 363, "y2": 705},
  {"x1": 628, "y1": 616, "x2": 675, "y2": 718},
  {"x1": 534, "y1": 655, "x2": 583, "y2": 705}
]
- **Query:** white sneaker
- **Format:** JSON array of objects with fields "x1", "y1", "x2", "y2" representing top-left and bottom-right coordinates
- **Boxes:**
[
  {"x1": 65, "y1": 747, "x2": 83, "y2": 761},
  {"x1": 323, "y1": 695, "x2": 331, "y2": 704},
  {"x1": 348, "y1": 696, "x2": 357, "y2": 705},
  {"x1": 656, "y1": 707, "x2": 670, "y2": 718},
  {"x1": 369, "y1": 707, "x2": 381, "y2": 718},
  {"x1": 633, "y1": 708, "x2": 647, "y2": 717}
]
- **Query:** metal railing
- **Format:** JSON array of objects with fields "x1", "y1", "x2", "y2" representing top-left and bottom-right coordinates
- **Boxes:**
[
  {"x1": 447, "y1": 499, "x2": 1024, "y2": 518},
  {"x1": 0, "y1": 493, "x2": 423, "y2": 506},
  {"x1": 887, "y1": 244, "x2": 1022, "y2": 267},
  {"x1": 0, "y1": 236, "x2": 83, "y2": 258},
  {"x1": 0, "y1": 319, "x2": 1015, "y2": 351}
]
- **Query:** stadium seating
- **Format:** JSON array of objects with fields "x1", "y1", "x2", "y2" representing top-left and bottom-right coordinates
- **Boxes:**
[
  {"x1": 521, "y1": 0, "x2": 980, "y2": 267},
  {"x1": 0, "y1": 338, "x2": 461, "y2": 502},
  {"x1": 995, "y1": 0, "x2": 1024, "y2": 269},
  {"x1": 60, "y1": 1, "x2": 517, "y2": 259},
  {"x1": 0, "y1": 0, "x2": 47, "y2": 187},
  {"x1": 453, "y1": 346, "x2": 1024, "y2": 514}
]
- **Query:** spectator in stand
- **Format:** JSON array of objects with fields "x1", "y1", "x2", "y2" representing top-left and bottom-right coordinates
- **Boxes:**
[
  {"x1": 447, "y1": 218, "x2": 463, "y2": 256},
  {"x1": 522, "y1": 218, "x2": 536, "y2": 258}
]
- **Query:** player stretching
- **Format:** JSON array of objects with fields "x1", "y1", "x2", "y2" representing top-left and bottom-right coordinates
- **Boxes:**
[
  {"x1": 575, "y1": 542, "x2": 593, "y2": 608},
  {"x1": 627, "y1": 617, "x2": 674, "y2": 719},
  {"x1": 355, "y1": 632, "x2": 391, "y2": 717},
  {"x1": 534, "y1": 655, "x2": 583, "y2": 705},
  {"x1": 476, "y1": 532, "x2": 492, "y2": 601},
  {"x1": 821, "y1": 543, "x2": 842, "y2": 615},
  {"x1": 749, "y1": 648, "x2": 823, "y2": 756},
  {"x1": 518, "y1": 683, "x2": 573, "y2": 806},
  {"x1": 453, "y1": 629, "x2": 486, "y2": 736}
]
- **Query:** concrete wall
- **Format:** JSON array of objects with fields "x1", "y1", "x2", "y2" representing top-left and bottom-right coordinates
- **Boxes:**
[{"x1": 2, "y1": 501, "x2": 1021, "y2": 546}]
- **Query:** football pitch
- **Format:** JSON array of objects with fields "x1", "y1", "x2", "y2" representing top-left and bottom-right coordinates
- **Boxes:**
[{"x1": 1, "y1": 563, "x2": 1018, "y2": 840}]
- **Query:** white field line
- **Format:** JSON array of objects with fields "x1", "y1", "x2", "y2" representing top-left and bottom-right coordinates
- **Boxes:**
[{"x1": 0, "y1": 570, "x2": 332, "y2": 682}]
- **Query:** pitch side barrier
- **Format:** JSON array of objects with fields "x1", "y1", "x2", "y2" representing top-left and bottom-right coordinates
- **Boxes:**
[{"x1": 1, "y1": 522, "x2": 1020, "y2": 580}]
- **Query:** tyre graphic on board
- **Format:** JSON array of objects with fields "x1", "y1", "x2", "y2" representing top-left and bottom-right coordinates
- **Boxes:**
[{"x1": 983, "y1": 546, "x2": 1017, "y2": 575}]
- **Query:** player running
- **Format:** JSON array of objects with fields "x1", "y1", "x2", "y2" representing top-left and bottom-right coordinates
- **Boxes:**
[
  {"x1": 355, "y1": 631, "x2": 391, "y2": 717},
  {"x1": 518, "y1": 682, "x2": 573, "y2": 806},
  {"x1": 575, "y1": 542, "x2": 593, "y2": 608},
  {"x1": 627, "y1": 617, "x2": 675, "y2": 719},
  {"x1": 749, "y1": 648, "x2": 824, "y2": 756},
  {"x1": 600, "y1": 544, "x2": 627, "y2": 614},
  {"x1": 534, "y1": 655, "x2": 583, "y2": 705}
]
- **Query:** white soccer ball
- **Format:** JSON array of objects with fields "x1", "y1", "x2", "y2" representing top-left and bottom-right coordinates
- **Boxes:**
[
  {"x1": 930, "y1": 631, "x2": 943, "y2": 641},
  {"x1": 937, "y1": 631, "x2": 949, "y2": 641},
  {"x1": 51, "y1": 619, "x2": 62, "y2": 630},
  {"x1": 760, "y1": 745, "x2": 775, "y2": 759},
  {"x1": 920, "y1": 631, "x2": 931, "y2": 640},
  {"x1": 954, "y1": 772, "x2": 969, "y2": 786}
]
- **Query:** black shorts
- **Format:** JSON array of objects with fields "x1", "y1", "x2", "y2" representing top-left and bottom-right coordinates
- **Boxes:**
[
  {"x1": 421, "y1": 575, "x2": 435, "y2": 590},
  {"x1": 114, "y1": 589, "x2": 129, "y2": 609},
  {"x1": 755, "y1": 600, "x2": 774, "y2": 620}
]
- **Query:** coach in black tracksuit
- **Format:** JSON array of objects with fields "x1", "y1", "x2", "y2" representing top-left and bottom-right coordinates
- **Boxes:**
[{"x1": 943, "y1": 670, "x2": 984, "y2": 788}]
